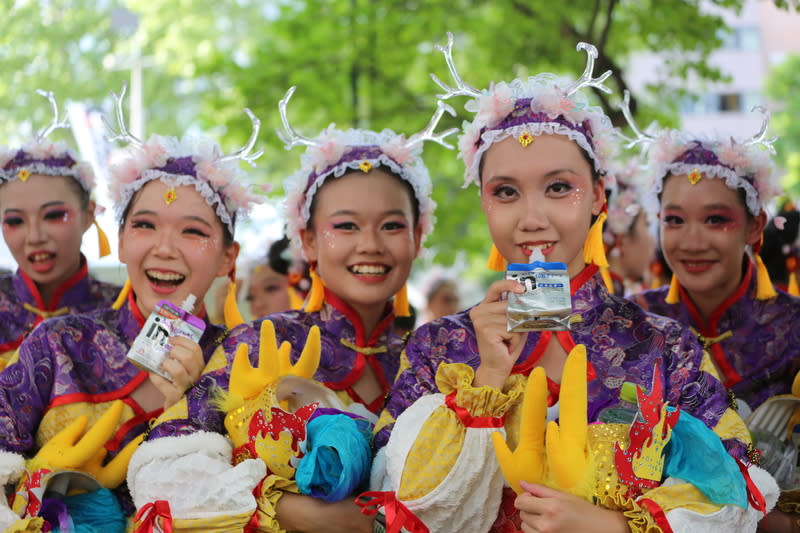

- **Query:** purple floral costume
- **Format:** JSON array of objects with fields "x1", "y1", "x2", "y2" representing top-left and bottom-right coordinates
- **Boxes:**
[
  {"x1": 0, "y1": 256, "x2": 119, "y2": 369},
  {"x1": 221, "y1": 288, "x2": 403, "y2": 416},
  {"x1": 632, "y1": 260, "x2": 800, "y2": 413},
  {"x1": 371, "y1": 265, "x2": 763, "y2": 533},
  {"x1": 0, "y1": 292, "x2": 227, "y2": 520}
]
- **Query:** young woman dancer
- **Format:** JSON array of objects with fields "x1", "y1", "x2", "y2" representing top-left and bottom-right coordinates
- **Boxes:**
[
  {"x1": 368, "y1": 35, "x2": 777, "y2": 533},
  {"x1": 0, "y1": 91, "x2": 119, "y2": 369},
  {"x1": 628, "y1": 105, "x2": 800, "y2": 418}
]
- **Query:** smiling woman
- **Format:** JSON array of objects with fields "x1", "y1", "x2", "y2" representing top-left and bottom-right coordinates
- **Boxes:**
[
  {"x1": 0, "y1": 91, "x2": 119, "y2": 370},
  {"x1": 0, "y1": 87, "x2": 265, "y2": 531}
]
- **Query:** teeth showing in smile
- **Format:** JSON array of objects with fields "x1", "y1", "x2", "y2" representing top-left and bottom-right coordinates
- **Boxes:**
[
  {"x1": 685, "y1": 262, "x2": 711, "y2": 268},
  {"x1": 30, "y1": 253, "x2": 53, "y2": 263},
  {"x1": 521, "y1": 244, "x2": 553, "y2": 253},
  {"x1": 349, "y1": 264, "x2": 389, "y2": 275},
  {"x1": 146, "y1": 270, "x2": 185, "y2": 283}
]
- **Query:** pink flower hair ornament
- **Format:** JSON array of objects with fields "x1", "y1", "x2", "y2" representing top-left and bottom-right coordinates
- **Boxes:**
[
  {"x1": 278, "y1": 86, "x2": 456, "y2": 257},
  {"x1": 430, "y1": 32, "x2": 619, "y2": 187},
  {"x1": 617, "y1": 90, "x2": 779, "y2": 219},
  {"x1": 0, "y1": 90, "x2": 95, "y2": 192},
  {"x1": 106, "y1": 84, "x2": 264, "y2": 235}
]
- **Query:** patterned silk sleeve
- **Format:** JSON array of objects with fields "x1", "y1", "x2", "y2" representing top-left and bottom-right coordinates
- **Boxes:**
[{"x1": 0, "y1": 321, "x2": 59, "y2": 454}]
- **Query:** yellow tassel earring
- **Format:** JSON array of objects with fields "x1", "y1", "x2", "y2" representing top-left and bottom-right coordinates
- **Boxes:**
[
  {"x1": 305, "y1": 267, "x2": 326, "y2": 312},
  {"x1": 95, "y1": 221, "x2": 111, "y2": 258},
  {"x1": 665, "y1": 274, "x2": 680, "y2": 304},
  {"x1": 112, "y1": 279, "x2": 132, "y2": 310},
  {"x1": 223, "y1": 270, "x2": 245, "y2": 329},
  {"x1": 754, "y1": 237, "x2": 777, "y2": 300},
  {"x1": 487, "y1": 244, "x2": 507, "y2": 272},
  {"x1": 287, "y1": 286, "x2": 305, "y2": 310},
  {"x1": 787, "y1": 257, "x2": 799, "y2": 297},
  {"x1": 600, "y1": 267, "x2": 614, "y2": 295},
  {"x1": 583, "y1": 206, "x2": 612, "y2": 291},
  {"x1": 394, "y1": 284, "x2": 410, "y2": 317}
]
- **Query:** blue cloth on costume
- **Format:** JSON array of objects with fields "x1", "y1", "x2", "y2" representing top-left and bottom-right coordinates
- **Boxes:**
[
  {"x1": 296, "y1": 413, "x2": 372, "y2": 502},
  {"x1": 43, "y1": 488, "x2": 127, "y2": 533},
  {"x1": 664, "y1": 410, "x2": 748, "y2": 508}
]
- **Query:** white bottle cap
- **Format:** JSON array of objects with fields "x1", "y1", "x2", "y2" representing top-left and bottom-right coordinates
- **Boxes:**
[
  {"x1": 530, "y1": 247, "x2": 545, "y2": 264},
  {"x1": 180, "y1": 294, "x2": 197, "y2": 313}
]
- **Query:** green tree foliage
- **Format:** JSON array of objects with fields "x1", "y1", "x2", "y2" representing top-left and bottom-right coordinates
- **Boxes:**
[
  {"x1": 4, "y1": 0, "x2": 782, "y2": 267},
  {"x1": 766, "y1": 54, "x2": 800, "y2": 198}
]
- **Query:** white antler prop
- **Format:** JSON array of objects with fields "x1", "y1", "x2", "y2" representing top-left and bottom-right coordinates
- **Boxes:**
[
  {"x1": 276, "y1": 86, "x2": 321, "y2": 150},
  {"x1": 34, "y1": 89, "x2": 70, "y2": 141},
  {"x1": 429, "y1": 32, "x2": 482, "y2": 101},
  {"x1": 564, "y1": 42, "x2": 612, "y2": 97},
  {"x1": 406, "y1": 100, "x2": 458, "y2": 150}
]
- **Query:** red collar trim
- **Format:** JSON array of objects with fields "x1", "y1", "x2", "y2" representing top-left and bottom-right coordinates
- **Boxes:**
[
  {"x1": 571, "y1": 264, "x2": 598, "y2": 295},
  {"x1": 19, "y1": 256, "x2": 88, "y2": 311},
  {"x1": 128, "y1": 291, "x2": 147, "y2": 329},
  {"x1": 681, "y1": 260, "x2": 753, "y2": 331},
  {"x1": 323, "y1": 288, "x2": 394, "y2": 347}
]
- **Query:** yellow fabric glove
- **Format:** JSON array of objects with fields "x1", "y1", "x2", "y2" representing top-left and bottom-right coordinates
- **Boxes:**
[
  {"x1": 492, "y1": 344, "x2": 590, "y2": 497},
  {"x1": 545, "y1": 344, "x2": 588, "y2": 491},
  {"x1": 492, "y1": 366, "x2": 547, "y2": 493},
  {"x1": 26, "y1": 400, "x2": 124, "y2": 474}
]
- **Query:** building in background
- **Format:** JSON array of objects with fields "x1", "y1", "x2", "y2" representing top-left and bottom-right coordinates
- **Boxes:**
[{"x1": 627, "y1": 0, "x2": 800, "y2": 137}]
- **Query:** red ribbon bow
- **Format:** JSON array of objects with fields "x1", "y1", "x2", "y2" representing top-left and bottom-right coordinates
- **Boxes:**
[
  {"x1": 135, "y1": 500, "x2": 173, "y2": 533},
  {"x1": 356, "y1": 491, "x2": 429, "y2": 533},
  {"x1": 736, "y1": 459, "x2": 767, "y2": 516}
]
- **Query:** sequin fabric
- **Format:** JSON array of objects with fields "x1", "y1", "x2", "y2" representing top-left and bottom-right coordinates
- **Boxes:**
[{"x1": 633, "y1": 261, "x2": 800, "y2": 411}]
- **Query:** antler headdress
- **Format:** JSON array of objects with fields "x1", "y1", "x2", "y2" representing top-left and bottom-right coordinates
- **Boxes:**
[
  {"x1": 0, "y1": 90, "x2": 95, "y2": 192},
  {"x1": 616, "y1": 90, "x2": 779, "y2": 218},
  {"x1": 431, "y1": 32, "x2": 618, "y2": 187},
  {"x1": 107, "y1": 84, "x2": 264, "y2": 234},
  {"x1": 280, "y1": 85, "x2": 456, "y2": 255}
]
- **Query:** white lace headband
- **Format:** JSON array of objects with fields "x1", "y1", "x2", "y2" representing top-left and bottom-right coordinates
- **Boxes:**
[
  {"x1": 0, "y1": 90, "x2": 95, "y2": 192},
  {"x1": 106, "y1": 84, "x2": 263, "y2": 234},
  {"x1": 279, "y1": 85, "x2": 455, "y2": 256}
]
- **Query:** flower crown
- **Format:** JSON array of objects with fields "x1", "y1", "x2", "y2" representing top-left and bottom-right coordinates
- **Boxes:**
[
  {"x1": 618, "y1": 91, "x2": 779, "y2": 218},
  {"x1": 604, "y1": 157, "x2": 647, "y2": 239},
  {"x1": 279, "y1": 86, "x2": 456, "y2": 255},
  {"x1": 106, "y1": 85, "x2": 263, "y2": 234},
  {"x1": 430, "y1": 33, "x2": 618, "y2": 187},
  {"x1": 0, "y1": 90, "x2": 95, "y2": 192}
]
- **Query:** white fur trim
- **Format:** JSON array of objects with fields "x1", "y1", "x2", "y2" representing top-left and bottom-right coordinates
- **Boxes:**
[
  {"x1": 0, "y1": 449, "x2": 25, "y2": 485},
  {"x1": 662, "y1": 467, "x2": 778, "y2": 532},
  {"x1": 128, "y1": 432, "x2": 265, "y2": 520},
  {"x1": 127, "y1": 431, "x2": 232, "y2": 484},
  {"x1": 383, "y1": 393, "x2": 505, "y2": 533}
]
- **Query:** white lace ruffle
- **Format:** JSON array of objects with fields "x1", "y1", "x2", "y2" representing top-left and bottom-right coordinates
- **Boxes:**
[
  {"x1": 662, "y1": 466, "x2": 778, "y2": 532},
  {"x1": 644, "y1": 127, "x2": 779, "y2": 216},
  {"x1": 377, "y1": 393, "x2": 505, "y2": 533},
  {"x1": 115, "y1": 170, "x2": 235, "y2": 233},
  {"x1": 128, "y1": 432, "x2": 265, "y2": 519},
  {"x1": 642, "y1": 163, "x2": 761, "y2": 218},
  {"x1": 0, "y1": 161, "x2": 94, "y2": 192},
  {"x1": 464, "y1": 122, "x2": 607, "y2": 187}
]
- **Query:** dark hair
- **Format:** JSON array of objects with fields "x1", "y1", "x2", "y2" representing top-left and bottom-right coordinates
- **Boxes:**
[
  {"x1": 306, "y1": 168, "x2": 421, "y2": 230},
  {"x1": 267, "y1": 236, "x2": 292, "y2": 275},
  {"x1": 761, "y1": 208, "x2": 799, "y2": 286},
  {"x1": 63, "y1": 177, "x2": 91, "y2": 210},
  {"x1": 120, "y1": 185, "x2": 235, "y2": 246}
]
